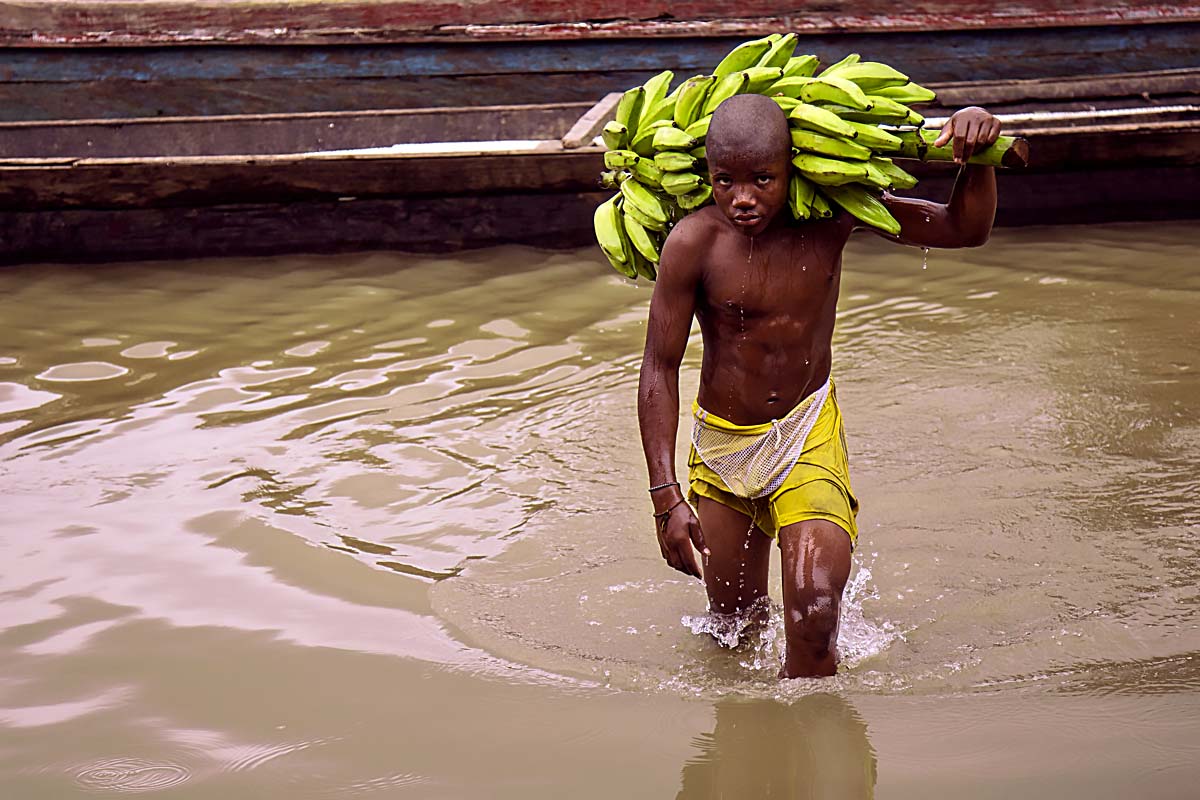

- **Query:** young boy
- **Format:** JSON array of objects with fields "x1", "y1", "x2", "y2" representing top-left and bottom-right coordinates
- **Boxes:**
[{"x1": 638, "y1": 93, "x2": 1001, "y2": 679}]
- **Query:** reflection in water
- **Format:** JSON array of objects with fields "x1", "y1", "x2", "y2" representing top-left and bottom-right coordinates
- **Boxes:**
[{"x1": 678, "y1": 694, "x2": 875, "y2": 799}]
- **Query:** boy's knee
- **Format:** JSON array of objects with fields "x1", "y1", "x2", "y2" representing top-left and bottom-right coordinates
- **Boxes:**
[{"x1": 787, "y1": 586, "x2": 839, "y2": 647}]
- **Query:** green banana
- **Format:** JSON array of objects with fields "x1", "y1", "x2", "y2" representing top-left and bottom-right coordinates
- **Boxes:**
[
  {"x1": 632, "y1": 157, "x2": 665, "y2": 190},
  {"x1": 631, "y1": 119, "x2": 676, "y2": 156},
  {"x1": 790, "y1": 128, "x2": 873, "y2": 161},
  {"x1": 865, "y1": 95, "x2": 925, "y2": 125},
  {"x1": 868, "y1": 156, "x2": 918, "y2": 189},
  {"x1": 703, "y1": 70, "x2": 750, "y2": 116},
  {"x1": 660, "y1": 171, "x2": 704, "y2": 196},
  {"x1": 871, "y1": 82, "x2": 937, "y2": 105},
  {"x1": 782, "y1": 54, "x2": 820, "y2": 78},
  {"x1": 742, "y1": 66, "x2": 785, "y2": 93},
  {"x1": 598, "y1": 170, "x2": 620, "y2": 189},
  {"x1": 622, "y1": 207, "x2": 663, "y2": 264},
  {"x1": 821, "y1": 183, "x2": 902, "y2": 235},
  {"x1": 654, "y1": 151, "x2": 698, "y2": 172},
  {"x1": 772, "y1": 96, "x2": 801, "y2": 112},
  {"x1": 822, "y1": 61, "x2": 909, "y2": 92},
  {"x1": 757, "y1": 32, "x2": 798, "y2": 69},
  {"x1": 603, "y1": 149, "x2": 640, "y2": 169},
  {"x1": 642, "y1": 69, "x2": 675, "y2": 109},
  {"x1": 673, "y1": 75, "x2": 716, "y2": 128},
  {"x1": 601, "y1": 121, "x2": 628, "y2": 150},
  {"x1": 788, "y1": 102, "x2": 859, "y2": 139},
  {"x1": 615, "y1": 86, "x2": 646, "y2": 137},
  {"x1": 678, "y1": 184, "x2": 713, "y2": 210},
  {"x1": 620, "y1": 178, "x2": 671, "y2": 227},
  {"x1": 791, "y1": 153, "x2": 869, "y2": 185},
  {"x1": 766, "y1": 76, "x2": 813, "y2": 98},
  {"x1": 622, "y1": 194, "x2": 668, "y2": 232},
  {"x1": 594, "y1": 195, "x2": 636, "y2": 277},
  {"x1": 789, "y1": 173, "x2": 815, "y2": 220},
  {"x1": 652, "y1": 125, "x2": 699, "y2": 151},
  {"x1": 629, "y1": 247, "x2": 658, "y2": 281},
  {"x1": 811, "y1": 190, "x2": 833, "y2": 218},
  {"x1": 861, "y1": 159, "x2": 896, "y2": 191},
  {"x1": 689, "y1": 145, "x2": 707, "y2": 161},
  {"x1": 636, "y1": 95, "x2": 678, "y2": 136},
  {"x1": 713, "y1": 36, "x2": 775, "y2": 78},
  {"x1": 800, "y1": 76, "x2": 874, "y2": 111},
  {"x1": 831, "y1": 96, "x2": 923, "y2": 125},
  {"x1": 818, "y1": 53, "x2": 861, "y2": 77},
  {"x1": 841, "y1": 120, "x2": 903, "y2": 150},
  {"x1": 684, "y1": 114, "x2": 712, "y2": 141}
]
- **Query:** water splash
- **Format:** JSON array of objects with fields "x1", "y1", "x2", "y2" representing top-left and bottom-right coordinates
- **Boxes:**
[
  {"x1": 680, "y1": 565, "x2": 899, "y2": 675},
  {"x1": 921, "y1": 247, "x2": 930, "y2": 270}
]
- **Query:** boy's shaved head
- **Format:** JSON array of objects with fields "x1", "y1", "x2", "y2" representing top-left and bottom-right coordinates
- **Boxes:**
[{"x1": 706, "y1": 94, "x2": 792, "y2": 165}]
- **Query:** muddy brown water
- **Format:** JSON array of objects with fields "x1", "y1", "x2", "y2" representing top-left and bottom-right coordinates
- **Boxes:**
[{"x1": 1, "y1": 222, "x2": 1198, "y2": 798}]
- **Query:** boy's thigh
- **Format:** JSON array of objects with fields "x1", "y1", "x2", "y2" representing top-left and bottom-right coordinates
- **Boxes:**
[{"x1": 695, "y1": 494, "x2": 772, "y2": 609}]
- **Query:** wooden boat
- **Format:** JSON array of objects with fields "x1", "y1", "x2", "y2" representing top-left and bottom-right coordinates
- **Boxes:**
[
  {"x1": 2, "y1": 66, "x2": 1198, "y2": 264},
  {"x1": 1, "y1": 1, "x2": 1198, "y2": 119},
  {"x1": 2, "y1": 0, "x2": 1199, "y2": 263}
]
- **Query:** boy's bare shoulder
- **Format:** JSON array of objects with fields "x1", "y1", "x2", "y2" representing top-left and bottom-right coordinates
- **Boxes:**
[{"x1": 666, "y1": 206, "x2": 726, "y2": 247}]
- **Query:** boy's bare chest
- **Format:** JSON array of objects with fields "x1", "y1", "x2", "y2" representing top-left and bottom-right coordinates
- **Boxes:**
[{"x1": 699, "y1": 240, "x2": 841, "y2": 323}]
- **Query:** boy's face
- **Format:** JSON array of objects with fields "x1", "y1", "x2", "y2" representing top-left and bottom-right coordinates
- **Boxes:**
[{"x1": 708, "y1": 149, "x2": 792, "y2": 237}]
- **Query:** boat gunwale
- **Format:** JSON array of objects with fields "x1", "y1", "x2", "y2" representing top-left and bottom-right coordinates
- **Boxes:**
[{"x1": 3, "y1": 2, "x2": 1200, "y2": 47}]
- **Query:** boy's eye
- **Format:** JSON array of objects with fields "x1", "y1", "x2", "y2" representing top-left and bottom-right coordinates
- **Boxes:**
[
  {"x1": 755, "y1": 176, "x2": 773, "y2": 185},
  {"x1": 714, "y1": 176, "x2": 732, "y2": 186}
]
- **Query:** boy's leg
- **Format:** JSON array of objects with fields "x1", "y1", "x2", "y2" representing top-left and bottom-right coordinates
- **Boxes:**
[
  {"x1": 695, "y1": 495, "x2": 772, "y2": 615},
  {"x1": 778, "y1": 519, "x2": 852, "y2": 678}
]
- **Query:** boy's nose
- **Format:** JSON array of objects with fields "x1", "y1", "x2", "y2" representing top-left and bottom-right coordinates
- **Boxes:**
[{"x1": 732, "y1": 193, "x2": 756, "y2": 210}]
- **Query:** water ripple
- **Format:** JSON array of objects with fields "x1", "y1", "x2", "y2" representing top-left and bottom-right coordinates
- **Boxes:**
[{"x1": 74, "y1": 758, "x2": 190, "y2": 793}]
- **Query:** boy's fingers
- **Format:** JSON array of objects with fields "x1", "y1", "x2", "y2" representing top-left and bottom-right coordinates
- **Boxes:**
[
  {"x1": 676, "y1": 543, "x2": 701, "y2": 579},
  {"x1": 932, "y1": 121, "x2": 953, "y2": 148},
  {"x1": 689, "y1": 520, "x2": 710, "y2": 557}
]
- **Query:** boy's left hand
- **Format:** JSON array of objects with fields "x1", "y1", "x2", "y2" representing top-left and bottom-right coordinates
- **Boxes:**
[{"x1": 933, "y1": 106, "x2": 1002, "y2": 164}]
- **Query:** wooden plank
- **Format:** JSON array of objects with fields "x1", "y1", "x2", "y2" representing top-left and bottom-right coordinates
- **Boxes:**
[
  {"x1": 0, "y1": 103, "x2": 589, "y2": 158},
  {"x1": 0, "y1": 147, "x2": 608, "y2": 211},
  {"x1": 3, "y1": 111, "x2": 1199, "y2": 213},
  {"x1": 562, "y1": 92, "x2": 621, "y2": 149},
  {"x1": 4, "y1": 24, "x2": 1200, "y2": 121},
  {"x1": 3, "y1": 165, "x2": 1199, "y2": 265},
  {"x1": 2, "y1": 1, "x2": 1199, "y2": 45},
  {"x1": 933, "y1": 67, "x2": 1200, "y2": 106},
  {"x1": 0, "y1": 191, "x2": 613, "y2": 265}
]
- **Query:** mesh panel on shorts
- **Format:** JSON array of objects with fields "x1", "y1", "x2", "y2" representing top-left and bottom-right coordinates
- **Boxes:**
[{"x1": 691, "y1": 380, "x2": 830, "y2": 499}]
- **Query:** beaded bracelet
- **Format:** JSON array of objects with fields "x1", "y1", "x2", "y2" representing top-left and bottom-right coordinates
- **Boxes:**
[{"x1": 648, "y1": 481, "x2": 680, "y2": 493}]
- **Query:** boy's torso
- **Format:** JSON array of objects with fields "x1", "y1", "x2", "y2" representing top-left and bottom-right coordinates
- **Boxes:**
[{"x1": 689, "y1": 207, "x2": 853, "y2": 426}]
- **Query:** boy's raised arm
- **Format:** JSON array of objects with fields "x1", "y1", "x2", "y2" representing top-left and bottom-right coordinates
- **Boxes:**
[
  {"x1": 874, "y1": 107, "x2": 1001, "y2": 249},
  {"x1": 638, "y1": 220, "x2": 708, "y2": 578}
]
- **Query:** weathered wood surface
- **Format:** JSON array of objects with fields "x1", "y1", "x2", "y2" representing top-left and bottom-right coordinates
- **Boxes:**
[
  {"x1": 4, "y1": 165, "x2": 1199, "y2": 265},
  {"x1": 2, "y1": 88, "x2": 1199, "y2": 212},
  {"x1": 2, "y1": 1, "x2": 1199, "y2": 45},
  {"x1": 2, "y1": 21, "x2": 1200, "y2": 120},
  {"x1": 0, "y1": 103, "x2": 591, "y2": 159}
]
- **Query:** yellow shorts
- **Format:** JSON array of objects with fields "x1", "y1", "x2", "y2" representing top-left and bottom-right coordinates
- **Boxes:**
[{"x1": 687, "y1": 384, "x2": 859, "y2": 547}]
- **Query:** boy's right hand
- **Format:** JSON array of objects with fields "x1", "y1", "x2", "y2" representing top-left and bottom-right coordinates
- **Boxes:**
[{"x1": 655, "y1": 494, "x2": 708, "y2": 579}]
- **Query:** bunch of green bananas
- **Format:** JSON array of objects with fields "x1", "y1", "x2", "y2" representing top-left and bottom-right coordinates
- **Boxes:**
[{"x1": 594, "y1": 34, "x2": 948, "y2": 280}]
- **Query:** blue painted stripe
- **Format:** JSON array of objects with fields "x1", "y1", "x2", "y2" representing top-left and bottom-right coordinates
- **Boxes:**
[{"x1": 1, "y1": 23, "x2": 1198, "y2": 83}]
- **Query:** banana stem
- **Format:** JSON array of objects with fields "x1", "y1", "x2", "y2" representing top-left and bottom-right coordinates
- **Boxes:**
[{"x1": 890, "y1": 129, "x2": 1029, "y2": 168}]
